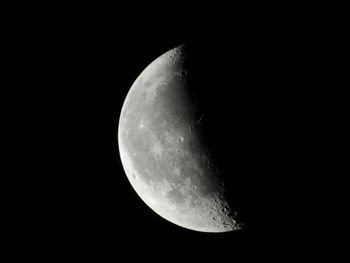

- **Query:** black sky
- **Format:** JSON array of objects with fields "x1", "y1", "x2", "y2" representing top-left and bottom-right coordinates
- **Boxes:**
[{"x1": 10, "y1": 6, "x2": 335, "y2": 260}]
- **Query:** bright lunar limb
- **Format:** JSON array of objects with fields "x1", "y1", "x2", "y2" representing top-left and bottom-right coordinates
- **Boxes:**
[{"x1": 118, "y1": 45, "x2": 242, "y2": 232}]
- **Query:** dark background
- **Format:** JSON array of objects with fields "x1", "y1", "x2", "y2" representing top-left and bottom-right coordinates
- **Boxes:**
[{"x1": 8, "y1": 5, "x2": 339, "y2": 261}]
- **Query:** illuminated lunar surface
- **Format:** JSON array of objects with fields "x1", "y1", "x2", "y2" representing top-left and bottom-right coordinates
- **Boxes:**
[{"x1": 118, "y1": 45, "x2": 241, "y2": 232}]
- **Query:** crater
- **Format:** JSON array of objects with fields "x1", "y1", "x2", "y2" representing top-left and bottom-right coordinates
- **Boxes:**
[{"x1": 177, "y1": 136, "x2": 184, "y2": 143}]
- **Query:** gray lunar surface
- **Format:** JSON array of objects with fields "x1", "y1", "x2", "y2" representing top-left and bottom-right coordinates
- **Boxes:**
[{"x1": 118, "y1": 45, "x2": 241, "y2": 232}]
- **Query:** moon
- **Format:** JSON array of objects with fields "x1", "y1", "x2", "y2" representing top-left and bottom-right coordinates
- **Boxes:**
[{"x1": 118, "y1": 45, "x2": 241, "y2": 232}]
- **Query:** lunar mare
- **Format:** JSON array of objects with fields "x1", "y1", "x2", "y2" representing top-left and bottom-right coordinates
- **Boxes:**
[{"x1": 118, "y1": 45, "x2": 241, "y2": 232}]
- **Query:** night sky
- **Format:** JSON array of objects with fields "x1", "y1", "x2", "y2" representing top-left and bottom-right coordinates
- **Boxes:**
[{"x1": 12, "y1": 7, "x2": 329, "y2": 260}]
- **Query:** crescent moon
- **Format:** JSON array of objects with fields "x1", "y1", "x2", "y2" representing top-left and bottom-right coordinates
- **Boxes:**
[{"x1": 118, "y1": 45, "x2": 241, "y2": 232}]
